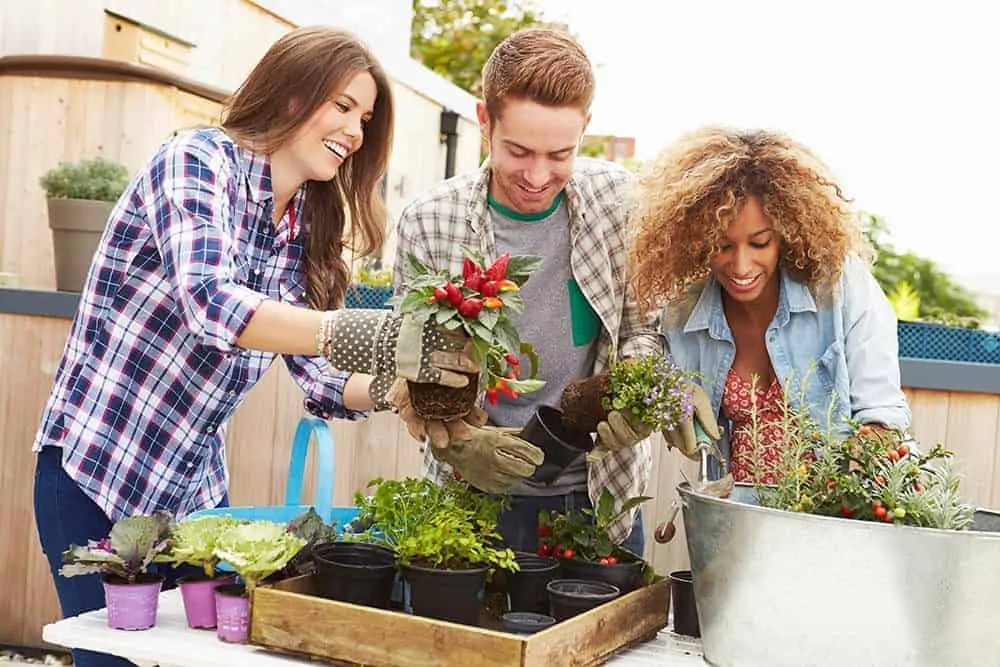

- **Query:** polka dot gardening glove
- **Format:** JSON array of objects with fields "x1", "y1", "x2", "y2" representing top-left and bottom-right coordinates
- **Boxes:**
[{"x1": 320, "y1": 310, "x2": 480, "y2": 410}]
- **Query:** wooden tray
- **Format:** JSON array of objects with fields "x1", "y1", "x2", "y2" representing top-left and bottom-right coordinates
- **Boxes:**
[{"x1": 250, "y1": 574, "x2": 670, "y2": 666}]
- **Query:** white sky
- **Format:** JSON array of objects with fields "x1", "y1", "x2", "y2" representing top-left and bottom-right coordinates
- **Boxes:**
[{"x1": 537, "y1": 0, "x2": 999, "y2": 291}]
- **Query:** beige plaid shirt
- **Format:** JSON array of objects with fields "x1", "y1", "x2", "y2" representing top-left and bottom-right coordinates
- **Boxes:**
[{"x1": 392, "y1": 158, "x2": 663, "y2": 542}]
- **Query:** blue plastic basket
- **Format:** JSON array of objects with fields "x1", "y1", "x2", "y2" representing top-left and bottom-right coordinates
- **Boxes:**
[
  {"x1": 898, "y1": 321, "x2": 1000, "y2": 365},
  {"x1": 188, "y1": 416, "x2": 360, "y2": 530},
  {"x1": 344, "y1": 284, "x2": 393, "y2": 310}
]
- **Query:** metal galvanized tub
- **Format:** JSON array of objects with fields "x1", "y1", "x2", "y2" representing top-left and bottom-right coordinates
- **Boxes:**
[{"x1": 679, "y1": 482, "x2": 1000, "y2": 667}]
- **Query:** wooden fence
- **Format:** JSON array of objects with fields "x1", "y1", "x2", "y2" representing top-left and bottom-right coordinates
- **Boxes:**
[{"x1": 2, "y1": 310, "x2": 999, "y2": 647}]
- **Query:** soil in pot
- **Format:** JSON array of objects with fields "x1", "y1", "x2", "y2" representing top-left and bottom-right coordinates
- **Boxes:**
[
  {"x1": 103, "y1": 573, "x2": 164, "y2": 631},
  {"x1": 507, "y1": 553, "x2": 560, "y2": 614},
  {"x1": 669, "y1": 570, "x2": 700, "y2": 637},
  {"x1": 560, "y1": 557, "x2": 644, "y2": 594},
  {"x1": 403, "y1": 563, "x2": 488, "y2": 626},
  {"x1": 546, "y1": 578, "x2": 620, "y2": 622},
  {"x1": 501, "y1": 611, "x2": 556, "y2": 635},
  {"x1": 178, "y1": 573, "x2": 236, "y2": 629},
  {"x1": 559, "y1": 372, "x2": 610, "y2": 434},
  {"x1": 215, "y1": 583, "x2": 250, "y2": 644},
  {"x1": 408, "y1": 371, "x2": 480, "y2": 421},
  {"x1": 314, "y1": 542, "x2": 396, "y2": 609},
  {"x1": 520, "y1": 406, "x2": 595, "y2": 485}
]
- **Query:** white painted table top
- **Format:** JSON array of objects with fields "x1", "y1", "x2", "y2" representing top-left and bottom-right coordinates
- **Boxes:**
[{"x1": 42, "y1": 589, "x2": 708, "y2": 666}]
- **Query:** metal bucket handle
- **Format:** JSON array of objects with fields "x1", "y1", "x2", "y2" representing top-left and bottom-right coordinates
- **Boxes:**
[{"x1": 284, "y1": 416, "x2": 335, "y2": 518}]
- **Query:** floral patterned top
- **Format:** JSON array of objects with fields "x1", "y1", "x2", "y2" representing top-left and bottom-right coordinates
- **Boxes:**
[{"x1": 722, "y1": 369, "x2": 786, "y2": 484}]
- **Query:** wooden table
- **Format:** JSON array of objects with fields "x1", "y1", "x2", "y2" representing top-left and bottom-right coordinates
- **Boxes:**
[{"x1": 42, "y1": 589, "x2": 708, "y2": 666}]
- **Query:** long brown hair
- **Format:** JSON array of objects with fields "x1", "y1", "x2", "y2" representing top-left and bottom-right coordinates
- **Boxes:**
[{"x1": 222, "y1": 26, "x2": 393, "y2": 309}]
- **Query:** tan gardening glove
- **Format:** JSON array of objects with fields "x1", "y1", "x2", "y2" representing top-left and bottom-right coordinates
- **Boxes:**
[
  {"x1": 386, "y1": 378, "x2": 488, "y2": 448},
  {"x1": 588, "y1": 410, "x2": 653, "y2": 463},
  {"x1": 431, "y1": 425, "x2": 544, "y2": 494},
  {"x1": 664, "y1": 381, "x2": 722, "y2": 459}
]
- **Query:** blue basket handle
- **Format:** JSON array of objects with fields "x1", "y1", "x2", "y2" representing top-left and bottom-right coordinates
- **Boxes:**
[{"x1": 284, "y1": 417, "x2": 335, "y2": 520}]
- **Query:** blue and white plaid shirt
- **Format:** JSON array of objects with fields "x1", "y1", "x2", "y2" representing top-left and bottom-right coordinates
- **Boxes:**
[{"x1": 33, "y1": 127, "x2": 364, "y2": 522}]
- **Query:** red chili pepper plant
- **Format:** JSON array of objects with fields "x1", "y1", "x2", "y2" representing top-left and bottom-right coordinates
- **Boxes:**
[
  {"x1": 736, "y1": 375, "x2": 975, "y2": 531},
  {"x1": 393, "y1": 247, "x2": 546, "y2": 420}
]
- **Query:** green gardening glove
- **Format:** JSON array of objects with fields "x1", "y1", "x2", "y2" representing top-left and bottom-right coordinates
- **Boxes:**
[
  {"x1": 431, "y1": 425, "x2": 544, "y2": 494},
  {"x1": 589, "y1": 410, "x2": 653, "y2": 463}
]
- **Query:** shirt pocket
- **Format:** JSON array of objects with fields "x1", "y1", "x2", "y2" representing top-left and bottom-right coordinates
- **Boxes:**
[{"x1": 812, "y1": 340, "x2": 851, "y2": 422}]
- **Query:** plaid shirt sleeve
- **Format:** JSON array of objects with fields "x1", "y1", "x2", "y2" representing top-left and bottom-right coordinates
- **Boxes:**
[
  {"x1": 282, "y1": 355, "x2": 369, "y2": 421},
  {"x1": 143, "y1": 136, "x2": 266, "y2": 351}
]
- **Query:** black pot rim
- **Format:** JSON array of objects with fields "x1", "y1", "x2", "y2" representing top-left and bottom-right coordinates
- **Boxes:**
[
  {"x1": 547, "y1": 578, "x2": 620, "y2": 599},
  {"x1": 502, "y1": 611, "x2": 556, "y2": 633},
  {"x1": 214, "y1": 583, "x2": 248, "y2": 598},
  {"x1": 512, "y1": 552, "x2": 560, "y2": 571},
  {"x1": 314, "y1": 541, "x2": 396, "y2": 567},
  {"x1": 668, "y1": 569, "x2": 693, "y2": 583}
]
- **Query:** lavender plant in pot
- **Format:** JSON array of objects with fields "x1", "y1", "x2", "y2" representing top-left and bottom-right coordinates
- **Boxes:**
[
  {"x1": 59, "y1": 511, "x2": 174, "y2": 631},
  {"x1": 211, "y1": 521, "x2": 307, "y2": 643},
  {"x1": 154, "y1": 515, "x2": 242, "y2": 629}
]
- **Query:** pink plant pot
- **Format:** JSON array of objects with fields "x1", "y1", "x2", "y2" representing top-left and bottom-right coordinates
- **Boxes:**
[
  {"x1": 103, "y1": 575, "x2": 164, "y2": 631},
  {"x1": 214, "y1": 584, "x2": 250, "y2": 643},
  {"x1": 179, "y1": 575, "x2": 236, "y2": 629}
]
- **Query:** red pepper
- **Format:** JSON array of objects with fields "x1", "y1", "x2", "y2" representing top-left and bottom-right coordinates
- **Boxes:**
[
  {"x1": 480, "y1": 280, "x2": 499, "y2": 297},
  {"x1": 486, "y1": 388, "x2": 499, "y2": 405},
  {"x1": 445, "y1": 282, "x2": 462, "y2": 307},
  {"x1": 463, "y1": 271, "x2": 483, "y2": 293},
  {"x1": 537, "y1": 543, "x2": 552, "y2": 557},
  {"x1": 462, "y1": 257, "x2": 479, "y2": 280},
  {"x1": 485, "y1": 252, "x2": 510, "y2": 281},
  {"x1": 458, "y1": 297, "x2": 483, "y2": 318},
  {"x1": 433, "y1": 286, "x2": 449, "y2": 302},
  {"x1": 497, "y1": 379, "x2": 518, "y2": 400},
  {"x1": 504, "y1": 352, "x2": 520, "y2": 366}
]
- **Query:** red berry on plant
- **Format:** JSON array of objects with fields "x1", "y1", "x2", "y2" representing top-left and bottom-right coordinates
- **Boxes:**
[
  {"x1": 887, "y1": 449, "x2": 900, "y2": 463},
  {"x1": 606, "y1": 556, "x2": 617, "y2": 565},
  {"x1": 445, "y1": 282, "x2": 462, "y2": 307},
  {"x1": 562, "y1": 548, "x2": 574, "y2": 559},
  {"x1": 433, "y1": 286, "x2": 449, "y2": 302},
  {"x1": 599, "y1": 557, "x2": 610, "y2": 565},
  {"x1": 481, "y1": 281, "x2": 499, "y2": 297},
  {"x1": 537, "y1": 525, "x2": 552, "y2": 538},
  {"x1": 458, "y1": 297, "x2": 484, "y2": 317},
  {"x1": 538, "y1": 543, "x2": 552, "y2": 557},
  {"x1": 504, "y1": 353, "x2": 520, "y2": 366},
  {"x1": 897, "y1": 444, "x2": 909, "y2": 457}
]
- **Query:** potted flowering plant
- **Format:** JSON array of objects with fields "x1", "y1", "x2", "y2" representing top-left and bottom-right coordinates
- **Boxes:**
[
  {"x1": 210, "y1": 521, "x2": 307, "y2": 643},
  {"x1": 59, "y1": 511, "x2": 174, "y2": 630},
  {"x1": 538, "y1": 488, "x2": 655, "y2": 595},
  {"x1": 154, "y1": 515, "x2": 242, "y2": 629},
  {"x1": 738, "y1": 378, "x2": 975, "y2": 530},
  {"x1": 392, "y1": 247, "x2": 546, "y2": 420}
]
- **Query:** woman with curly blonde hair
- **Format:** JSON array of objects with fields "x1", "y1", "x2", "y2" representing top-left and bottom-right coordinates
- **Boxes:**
[{"x1": 630, "y1": 127, "x2": 910, "y2": 482}]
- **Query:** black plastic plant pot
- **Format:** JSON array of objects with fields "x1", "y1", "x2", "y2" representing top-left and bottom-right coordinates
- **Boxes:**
[
  {"x1": 521, "y1": 406, "x2": 595, "y2": 485},
  {"x1": 501, "y1": 611, "x2": 556, "y2": 635},
  {"x1": 546, "y1": 578, "x2": 620, "y2": 622},
  {"x1": 313, "y1": 542, "x2": 397, "y2": 609},
  {"x1": 560, "y1": 557, "x2": 644, "y2": 594},
  {"x1": 403, "y1": 564, "x2": 488, "y2": 626},
  {"x1": 668, "y1": 569, "x2": 700, "y2": 637},
  {"x1": 507, "y1": 553, "x2": 560, "y2": 614}
]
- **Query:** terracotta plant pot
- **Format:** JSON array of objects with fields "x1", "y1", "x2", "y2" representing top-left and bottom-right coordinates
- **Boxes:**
[
  {"x1": 407, "y1": 371, "x2": 480, "y2": 421},
  {"x1": 520, "y1": 406, "x2": 595, "y2": 484},
  {"x1": 546, "y1": 578, "x2": 620, "y2": 622},
  {"x1": 178, "y1": 573, "x2": 236, "y2": 630},
  {"x1": 559, "y1": 373, "x2": 611, "y2": 434},
  {"x1": 215, "y1": 584, "x2": 250, "y2": 643},
  {"x1": 103, "y1": 574, "x2": 164, "y2": 631}
]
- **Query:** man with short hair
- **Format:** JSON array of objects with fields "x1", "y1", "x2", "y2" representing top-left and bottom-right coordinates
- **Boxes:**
[{"x1": 392, "y1": 28, "x2": 717, "y2": 552}]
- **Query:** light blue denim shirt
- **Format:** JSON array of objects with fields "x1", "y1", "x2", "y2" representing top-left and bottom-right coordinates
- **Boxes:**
[{"x1": 662, "y1": 256, "x2": 911, "y2": 468}]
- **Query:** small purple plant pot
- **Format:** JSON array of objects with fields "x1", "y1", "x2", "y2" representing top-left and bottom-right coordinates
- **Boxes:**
[
  {"x1": 179, "y1": 574, "x2": 236, "y2": 629},
  {"x1": 103, "y1": 575, "x2": 164, "y2": 631},
  {"x1": 215, "y1": 584, "x2": 250, "y2": 643}
]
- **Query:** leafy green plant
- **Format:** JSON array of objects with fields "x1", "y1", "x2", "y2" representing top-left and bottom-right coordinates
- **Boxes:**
[
  {"x1": 60, "y1": 511, "x2": 174, "y2": 583},
  {"x1": 39, "y1": 157, "x2": 130, "y2": 202},
  {"x1": 736, "y1": 374, "x2": 975, "y2": 530},
  {"x1": 212, "y1": 521, "x2": 307, "y2": 592},
  {"x1": 154, "y1": 514, "x2": 243, "y2": 578},
  {"x1": 538, "y1": 488, "x2": 654, "y2": 583},
  {"x1": 349, "y1": 477, "x2": 516, "y2": 572},
  {"x1": 390, "y1": 247, "x2": 546, "y2": 399}
]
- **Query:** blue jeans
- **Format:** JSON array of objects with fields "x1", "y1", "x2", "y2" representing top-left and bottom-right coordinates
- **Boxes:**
[
  {"x1": 497, "y1": 490, "x2": 645, "y2": 556},
  {"x1": 33, "y1": 446, "x2": 228, "y2": 667}
]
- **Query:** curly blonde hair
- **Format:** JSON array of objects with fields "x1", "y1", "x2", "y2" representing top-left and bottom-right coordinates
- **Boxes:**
[{"x1": 629, "y1": 126, "x2": 870, "y2": 316}]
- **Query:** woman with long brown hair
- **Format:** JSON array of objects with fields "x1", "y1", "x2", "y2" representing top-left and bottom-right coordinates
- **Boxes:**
[{"x1": 32, "y1": 27, "x2": 475, "y2": 666}]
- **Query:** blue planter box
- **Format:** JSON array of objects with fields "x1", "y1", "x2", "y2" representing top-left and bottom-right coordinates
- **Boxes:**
[
  {"x1": 344, "y1": 284, "x2": 393, "y2": 310},
  {"x1": 898, "y1": 321, "x2": 1000, "y2": 365}
]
